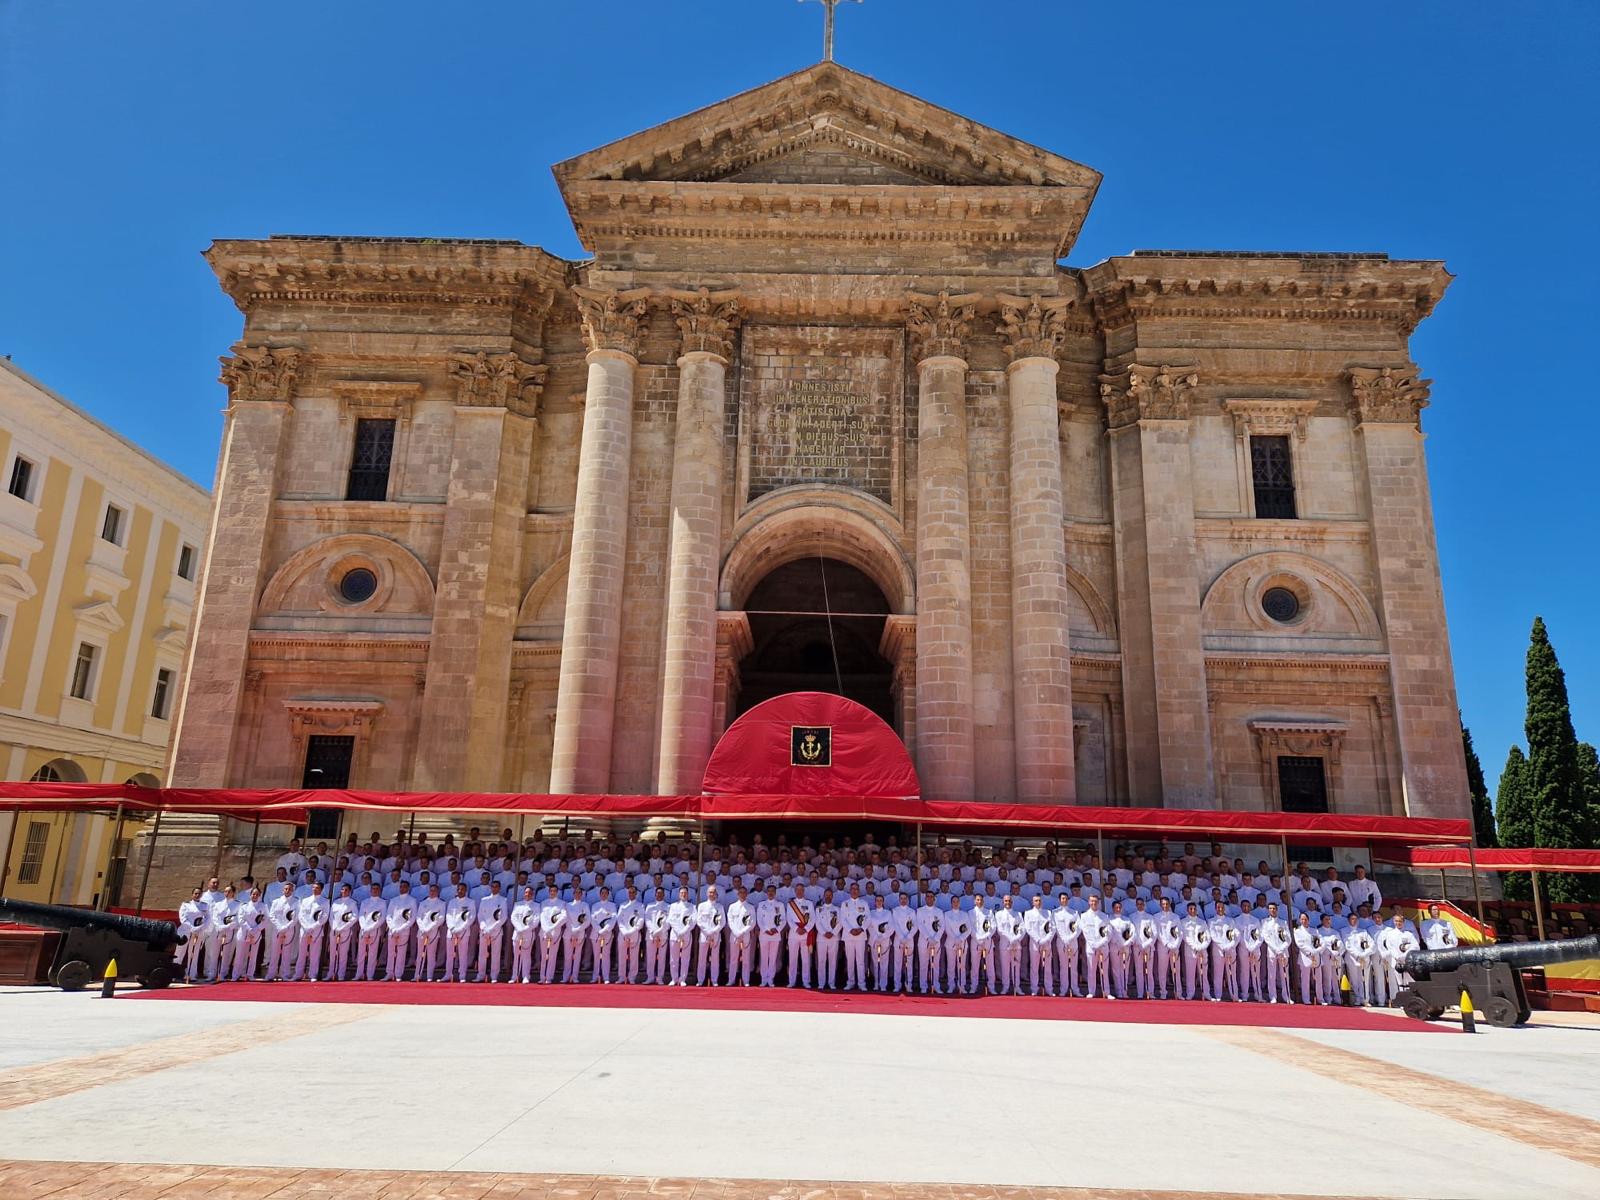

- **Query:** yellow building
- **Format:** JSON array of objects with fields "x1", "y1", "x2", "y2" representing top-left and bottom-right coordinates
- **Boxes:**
[{"x1": 0, "y1": 357, "x2": 210, "y2": 905}]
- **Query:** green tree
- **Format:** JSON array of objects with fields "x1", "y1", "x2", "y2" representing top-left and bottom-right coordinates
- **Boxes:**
[
  {"x1": 1461, "y1": 719, "x2": 1496, "y2": 848},
  {"x1": 1495, "y1": 746, "x2": 1532, "y2": 900},
  {"x1": 1522, "y1": 618, "x2": 1593, "y2": 903}
]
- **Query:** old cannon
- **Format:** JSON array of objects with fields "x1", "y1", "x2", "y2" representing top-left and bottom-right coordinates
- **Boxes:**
[
  {"x1": 0, "y1": 897, "x2": 180, "y2": 991},
  {"x1": 1397, "y1": 933, "x2": 1599, "y2": 1027}
]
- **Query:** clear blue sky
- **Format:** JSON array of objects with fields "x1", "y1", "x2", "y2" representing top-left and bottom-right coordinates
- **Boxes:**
[{"x1": 2, "y1": 1, "x2": 1596, "y2": 796}]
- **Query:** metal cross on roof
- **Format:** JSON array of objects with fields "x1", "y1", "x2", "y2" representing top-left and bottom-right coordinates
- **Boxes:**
[{"x1": 799, "y1": 0, "x2": 862, "y2": 62}]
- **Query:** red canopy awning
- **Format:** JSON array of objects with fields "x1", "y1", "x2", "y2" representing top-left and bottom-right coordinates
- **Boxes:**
[
  {"x1": 0, "y1": 783, "x2": 1472, "y2": 847},
  {"x1": 1374, "y1": 845, "x2": 1600, "y2": 873},
  {"x1": 702, "y1": 692, "x2": 920, "y2": 799}
]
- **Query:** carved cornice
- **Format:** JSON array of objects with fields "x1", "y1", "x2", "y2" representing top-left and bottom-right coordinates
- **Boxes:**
[
  {"x1": 219, "y1": 344, "x2": 301, "y2": 403},
  {"x1": 1098, "y1": 363, "x2": 1201, "y2": 428},
  {"x1": 1221, "y1": 398, "x2": 1319, "y2": 442},
  {"x1": 573, "y1": 285, "x2": 653, "y2": 358},
  {"x1": 905, "y1": 290, "x2": 979, "y2": 362},
  {"x1": 995, "y1": 293, "x2": 1070, "y2": 363},
  {"x1": 448, "y1": 351, "x2": 547, "y2": 419},
  {"x1": 1346, "y1": 366, "x2": 1430, "y2": 427},
  {"x1": 665, "y1": 287, "x2": 741, "y2": 359}
]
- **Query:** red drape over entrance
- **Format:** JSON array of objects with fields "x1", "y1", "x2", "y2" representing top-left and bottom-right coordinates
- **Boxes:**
[{"x1": 701, "y1": 692, "x2": 920, "y2": 799}]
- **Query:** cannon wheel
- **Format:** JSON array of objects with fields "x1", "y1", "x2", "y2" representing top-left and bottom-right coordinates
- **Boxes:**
[
  {"x1": 55, "y1": 960, "x2": 94, "y2": 992},
  {"x1": 1399, "y1": 992, "x2": 1432, "y2": 1022},
  {"x1": 140, "y1": 965, "x2": 175, "y2": 990},
  {"x1": 1483, "y1": 996, "x2": 1521, "y2": 1028}
]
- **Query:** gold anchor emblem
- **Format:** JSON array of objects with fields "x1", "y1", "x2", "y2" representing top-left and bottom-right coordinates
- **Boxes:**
[
  {"x1": 790, "y1": 724, "x2": 832, "y2": 767},
  {"x1": 800, "y1": 733, "x2": 822, "y2": 762}
]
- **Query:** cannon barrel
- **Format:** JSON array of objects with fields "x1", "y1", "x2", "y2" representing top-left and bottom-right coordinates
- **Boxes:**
[
  {"x1": 1405, "y1": 933, "x2": 1598, "y2": 977},
  {"x1": 0, "y1": 897, "x2": 178, "y2": 948}
]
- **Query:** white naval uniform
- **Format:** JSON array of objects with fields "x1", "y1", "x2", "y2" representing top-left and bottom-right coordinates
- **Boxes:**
[
  {"x1": 1262, "y1": 915, "x2": 1293, "y2": 1002},
  {"x1": 643, "y1": 898, "x2": 670, "y2": 984},
  {"x1": 814, "y1": 902, "x2": 842, "y2": 989},
  {"x1": 1421, "y1": 917, "x2": 1458, "y2": 951},
  {"x1": 1153, "y1": 911, "x2": 1181, "y2": 999},
  {"x1": 510, "y1": 899, "x2": 539, "y2": 983},
  {"x1": 755, "y1": 898, "x2": 786, "y2": 986},
  {"x1": 327, "y1": 896, "x2": 357, "y2": 980},
  {"x1": 1343, "y1": 922, "x2": 1377, "y2": 1005},
  {"x1": 1292, "y1": 923, "x2": 1320, "y2": 1002},
  {"x1": 355, "y1": 895, "x2": 387, "y2": 981},
  {"x1": 693, "y1": 899, "x2": 725, "y2": 985},
  {"x1": 726, "y1": 898, "x2": 756, "y2": 985},
  {"x1": 293, "y1": 894, "x2": 330, "y2": 981},
  {"x1": 384, "y1": 894, "x2": 417, "y2": 981},
  {"x1": 444, "y1": 896, "x2": 476, "y2": 982},
  {"x1": 1316, "y1": 925, "x2": 1344, "y2": 1004},
  {"x1": 995, "y1": 906, "x2": 1026, "y2": 995},
  {"x1": 1079, "y1": 909, "x2": 1111, "y2": 997},
  {"x1": 415, "y1": 896, "x2": 446, "y2": 981},
  {"x1": 1235, "y1": 911, "x2": 1264, "y2": 1001},
  {"x1": 202, "y1": 898, "x2": 238, "y2": 982},
  {"x1": 971, "y1": 905, "x2": 999, "y2": 994},
  {"x1": 178, "y1": 899, "x2": 208, "y2": 981},
  {"x1": 785, "y1": 896, "x2": 815, "y2": 988},
  {"x1": 1106, "y1": 915, "x2": 1134, "y2": 998},
  {"x1": 616, "y1": 899, "x2": 645, "y2": 984},
  {"x1": 915, "y1": 903, "x2": 945, "y2": 994},
  {"x1": 1209, "y1": 914, "x2": 1241, "y2": 1001},
  {"x1": 232, "y1": 897, "x2": 266, "y2": 981},
  {"x1": 538, "y1": 898, "x2": 568, "y2": 983},
  {"x1": 1022, "y1": 908, "x2": 1054, "y2": 995},
  {"x1": 1052, "y1": 906, "x2": 1082, "y2": 997},
  {"x1": 1180, "y1": 915, "x2": 1211, "y2": 1000},
  {"x1": 866, "y1": 906, "x2": 894, "y2": 991},
  {"x1": 890, "y1": 902, "x2": 917, "y2": 992},
  {"x1": 476, "y1": 894, "x2": 509, "y2": 981},
  {"x1": 1133, "y1": 911, "x2": 1158, "y2": 999},
  {"x1": 264, "y1": 895, "x2": 298, "y2": 981},
  {"x1": 943, "y1": 906, "x2": 972, "y2": 994},
  {"x1": 839, "y1": 897, "x2": 870, "y2": 990},
  {"x1": 1377, "y1": 924, "x2": 1419, "y2": 1003},
  {"x1": 667, "y1": 899, "x2": 696, "y2": 985},
  {"x1": 590, "y1": 901, "x2": 618, "y2": 982}
]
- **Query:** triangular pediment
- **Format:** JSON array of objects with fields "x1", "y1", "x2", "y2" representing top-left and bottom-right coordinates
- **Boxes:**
[{"x1": 555, "y1": 62, "x2": 1100, "y2": 192}]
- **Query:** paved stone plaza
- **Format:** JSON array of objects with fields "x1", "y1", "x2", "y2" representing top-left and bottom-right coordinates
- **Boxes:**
[{"x1": 2, "y1": 989, "x2": 1598, "y2": 1198}]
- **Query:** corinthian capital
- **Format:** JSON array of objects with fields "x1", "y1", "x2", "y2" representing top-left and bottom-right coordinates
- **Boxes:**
[
  {"x1": 219, "y1": 344, "x2": 301, "y2": 402},
  {"x1": 1098, "y1": 363, "x2": 1201, "y2": 428},
  {"x1": 906, "y1": 291, "x2": 980, "y2": 362},
  {"x1": 574, "y1": 285, "x2": 653, "y2": 358},
  {"x1": 666, "y1": 287, "x2": 741, "y2": 359},
  {"x1": 995, "y1": 294, "x2": 1070, "y2": 363},
  {"x1": 449, "y1": 351, "x2": 547, "y2": 419},
  {"x1": 1346, "y1": 366, "x2": 1430, "y2": 426}
]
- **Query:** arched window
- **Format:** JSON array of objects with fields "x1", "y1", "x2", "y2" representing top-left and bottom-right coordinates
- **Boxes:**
[
  {"x1": 29, "y1": 758, "x2": 87, "y2": 783},
  {"x1": 28, "y1": 764, "x2": 60, "y2": 783}
]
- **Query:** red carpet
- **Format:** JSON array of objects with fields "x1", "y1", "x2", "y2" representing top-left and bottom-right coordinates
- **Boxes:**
[{"x1": 127, "y1": 980, "x2": 1449, "y2": 1032}]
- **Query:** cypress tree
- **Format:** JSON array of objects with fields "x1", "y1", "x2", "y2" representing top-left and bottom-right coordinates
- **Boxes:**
[
  {"x1": 1495, "y1": 746, "x2": 1532, "y2": 900},
  {"x1": 1461, "y1": 719, "x2": 1496, "y2": 848},
  {"x1": 1523, "y1": 618, "x2": 1591, "y2": 903}
]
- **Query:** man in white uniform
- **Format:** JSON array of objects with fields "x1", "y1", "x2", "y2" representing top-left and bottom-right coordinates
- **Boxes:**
[
  {"x1": 616, "y1": 885, "x2": 646, "y2": 984},
  {"x1": 233, "y1": 886, "x2": 267, "y2": 981},
  {"x1": 840, "y1": 884, "x2": 870, "y2": 991},
  {"x1": 1179, "y1": 901, "x2": 1211, "y2": 1001},
  {"x1": 867, "y1": 894, "x2": 894, "y2": 991},
  {"x1": 943, "y1": 898, "x2": 972, "y2": 994},
  {"x1": 1235, "y1": 903, "x2": 1263, "y2": 1001},
  {"x1": 1209, "y1": 907, "x2": 1241, "y2": 1002},
  {"x1": 916, "y1": 892, "x2": 945, "y2": 994},
  {"x1": 1316, "y1": 914, "x2": 1344, "y2": 1005},
  {"x1": 510, "y1": 886, "x2": 539, "y2": 984},
  {"x1": 726, "y1": 886, "x2": 756, "y2": 986},
  {"x1": 293, "y1": 883, "x2": 330, "y2": 981},
  {"x1": 415, "y1": 884, "x2": 446, "y2": 982},
  {"x1": 1022, "y1": 895, "x2": 1053, "y2": 996},
  {"x1": 590, "y1": 887, "x2": 618, "y2": 983},
  {"x1": 755, "y1": 884, "x2": 786, "y2": 987},
  {"x1": 444, "y1": 884, "x2": 476, "y2": 983},
  {"x1": 1342, "y1": 913, "x2": 1377, "y2": 1005},
  {"x1": 891, "y1": 896, "x2": 917, "y2": 993},
  {"x1": 1132, "y1": 905, "x2": 1158, "y2": 1000},
  {"x1": 476, "y1": 882, "x2": 508, "y2": 982},
  {"x1": 971, "y1": 895, "x2": 998, "y2": 995},
  {"x1": 384, "y1": 882, "x2": 417, "y2": 982},
  {"x1": 178, "y1": 888, "x2": 208, "y2": 982},
  {"x1": 1291, "y1": 912, "x2": 1320, "y2": 1003},
  {"x1": 325, "y1": 884, "x2": 357, "y2": 981},
  {"x1": 264, "y1": 883, "x2": 299, "y2": 982},
  {"x1": 667, "y1": 887, "x2": 696, "y2": 986},
  {"x1": 814, "y1": 888, "x2": 842, "y2": 989},
  {"x1": 1153, "y1": 898, "x2": 1181, "y2": 1000},
  {"x1": 1377, "y1": 912, "x2": 1419, "y2": 1003},
  {"x1": 202, "y1": 885, "x2": 239, "y2": 983},
  {"x1": 1420, "y1": 904, "x2": 1458, "y2": 951},
  {"x1": 1261, "y1": 902, "x2": 1293, "y2": 1003},
  {"x1": 539, "y1": 889, "x2": 568, "y2": 983},
  {"x1": 643, "y1": 887, "x2": 671, "y2": 985},
  {"x1": 1106, "y1": 899, "x2": 1134, "y2": 999},
  {"x1": 692, "y1": 886, "x2": 724, "y2": 986},
  {"x1": 785, "y1": 888, "x2": 815, "y2": 988}
]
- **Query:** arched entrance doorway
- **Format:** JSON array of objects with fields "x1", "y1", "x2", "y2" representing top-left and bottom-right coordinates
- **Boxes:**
[{"x1": 738, "y1": 558, "x2": 896, "y2": 729}]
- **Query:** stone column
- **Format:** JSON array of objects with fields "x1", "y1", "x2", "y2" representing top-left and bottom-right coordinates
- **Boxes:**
[
  {"x1": 412, "y1": 352, "x2": 544, "y2": 790},
  {"x1": 998, "y1": 296, "x2": 1077, "y2": 805},
  {"x1": 168, "y1": 346, "x2": 300, "y2": 786},
  {"x1": 655, "y1": 288, "x2": 739, "y2": 795},
  {"x1": 549, "y1": 287, "x2": 651, "y2": 794},
  {"x1": 907, "y1": 292, "x2": 979, "y2": 800},
  {"x1": 1100, "y1": 364, "x2": 1214, "y2": 805},
  {"x1": 1348, "y1": 366, "x2": 1470, "y2": 818}
]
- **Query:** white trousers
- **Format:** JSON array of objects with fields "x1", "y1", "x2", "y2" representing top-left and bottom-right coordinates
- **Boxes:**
[
  {"x1": 592, "y1": 934, "x2": 614, "y2": 982},
  {"x1": 696, "y1": 932, "x2": 720, "y2": 984},
  {"x1": 540, "y1": 933, "x2": 563, "y2": 983},
  {"x1": 385, "y1": 931, "x2": 409, "y2": 981},
  {"x1": 670, "y1": 933, "x2": 693, "y2": 984},
  {"x1": 1028, "y1": 940, "x2": 1052, "y2": 995},
  {"x1": 444, "y1": 931, "x2": 471, "y2": 982},
  {"x1": 477, "y1": 930, "x2": 503, "y2": 981},
  {"x1": 232, "y1": 933, "x2": 261, "y2": 981},
  {"x1": 843, "y1": 935, "x2": 867, "y2": 988},
  {"x1": 511, "y1": 933, "x2": 535, "y2": 982},
  {"x1": 816, "y1": 934, "x2": 840, "y2": 988},
  {"x1": 758, "y1": 935, "x2": 782, "y2": 985},
  {"x1": 561, "y1": 934, "x2": 584, "y2": 982},
  {"x1": 294, "y1": 929, "x2": 324, "y2": 981},
  {"x1": 264, "y1": 930, "x2": 296, "y2": 981},
  {"x1": 619, "y1": 933, "x2": 641, "y2": 983},
  {"x1": 729, "y1": 934, "x2": 753, "y2": 985},
  {"x1": 416, "y1": 933, "x2": 440, "y2": 981},
  {"x1": 1058, "y1": 941, "x2": 1082, "y2": 996},
  {"x1": 644, "y1": 935, "x2": 668, "y2": 984},
  {"x1": 919, "y1": 937, "x2": 942, "y2": 993},
  {"x1": 1266, "y1": 951, "x2": 1292, "y2": 1001},
  {"x1": 787, "y1": 935, "x2": 811, "y2": 987},
  {"x1": 329, "y1": 932, "x2": 354, "y2": 981},
  {"x1": 203, "y1": 931, "x2": 234, "y2": 982}
]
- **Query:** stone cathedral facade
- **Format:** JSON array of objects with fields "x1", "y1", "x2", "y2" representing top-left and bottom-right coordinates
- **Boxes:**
[{"x1": 169, "y1": 63, "x2": 1470, "y2": 824}]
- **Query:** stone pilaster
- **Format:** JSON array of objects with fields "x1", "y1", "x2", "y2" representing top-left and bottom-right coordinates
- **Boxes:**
[
  {"x1": 549, "y1": 286, "x2": 651, "y2": 793},
  {"x1": 1347, "y1": 366, "x2": 1469, "y2": 817},
  {"x1": 997, "y1": 295, "x2": 1077, "y2": 805},
  {"x1": 412, "y1": 352, "x2": 543, "y2": 789},
  {"x1": 168, "y1": 346, "x2": 300, "y2": 786},
  {"x1": 1099, "y1": 363, "x2": 1214, "y2": 805},
  {"x1": 656, "y1": 288, "x2": 739, "y2": 794},
  {"x1": 907, "y1": 292, "x2": 979, "y2": 800}
]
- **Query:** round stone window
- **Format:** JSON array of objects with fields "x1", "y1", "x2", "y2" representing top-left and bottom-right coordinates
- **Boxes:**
[
  {"x1": 337, "y1": 567, "x2": 378, "y2": 605},
  {"x1": 1261, "y1": 586, "x2": 1301, "y2": 624}
]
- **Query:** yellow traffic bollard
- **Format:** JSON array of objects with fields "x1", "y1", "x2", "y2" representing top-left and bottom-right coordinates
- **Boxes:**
[
  {"x1": 1459, "y1": 987, "x2": 1476, "y2": 1033},
  {"x1": 100, "y1": 958, "x2": 118, "y2": 999}
]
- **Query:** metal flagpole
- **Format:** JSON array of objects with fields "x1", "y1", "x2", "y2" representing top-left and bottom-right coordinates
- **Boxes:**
[
  {"x1": 245, "y1": 816, "x2": 261, "y2": 879},
  {"x1": 135, "y1": 805, "x2": 164, "y2": 916},
  {"x1": 97, "y1": 801, "x2": 125, "y2": 911}
]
